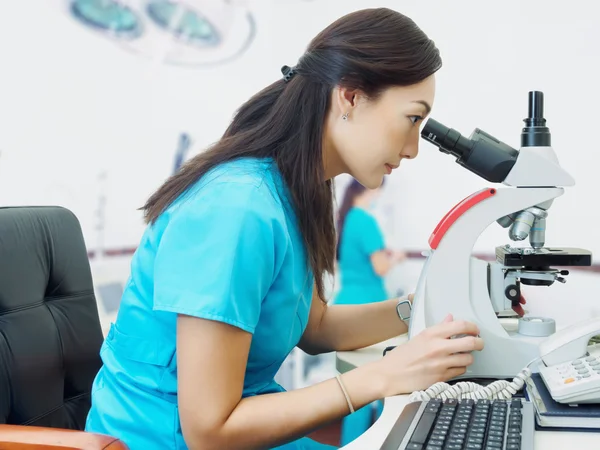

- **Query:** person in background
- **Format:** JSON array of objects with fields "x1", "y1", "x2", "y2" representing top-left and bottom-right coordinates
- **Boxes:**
[
  {"x1": 334, "y1": 178, "x2": 406, "y2": 445},
  {"x1": 334, "y1": 178, "x2": 406, "y2": 307}
]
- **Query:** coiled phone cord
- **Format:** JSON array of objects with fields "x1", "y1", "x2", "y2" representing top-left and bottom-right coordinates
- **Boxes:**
[{"x1": 408, "y1": 367, "x2": 532, "y2": 402}]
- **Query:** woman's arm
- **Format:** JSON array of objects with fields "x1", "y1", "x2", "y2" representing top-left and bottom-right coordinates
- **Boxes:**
[
  {"x1": 177, "y1": 314, "x2": 385, "y2": 450},
  {"x1": 179, "y1": 312, "x2": 483, "y2": 450},
  {"x1": 299, "y1": 290, "x2": 408, "y2": 354}
]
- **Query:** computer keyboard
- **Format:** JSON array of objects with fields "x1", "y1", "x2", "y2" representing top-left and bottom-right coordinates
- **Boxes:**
[{"x1": 380, "y1": 397, "x2": 534, "y2": 450}]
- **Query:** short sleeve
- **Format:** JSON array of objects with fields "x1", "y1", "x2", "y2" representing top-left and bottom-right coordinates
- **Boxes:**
[
  {"x1": 152, "y1": 182, "x2": 280, "y2": 334},
  {"x1": 359, "y1": 213, "x2": 385, "y2": 255}
]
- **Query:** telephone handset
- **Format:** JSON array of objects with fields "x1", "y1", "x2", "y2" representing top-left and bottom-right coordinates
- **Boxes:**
[
  {"x1": 408, "y1": 317, "x2": 600, "y2": 404},
  {"x1": 538, "y1": 316, "x2": 600, "y2": 404}
]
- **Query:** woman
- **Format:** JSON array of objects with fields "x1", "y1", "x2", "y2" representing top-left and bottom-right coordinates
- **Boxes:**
[
  {"x1": 85, "y1": 8, "x2": 484, "y2": 450},
  {"x1": 334, "y1": 179, "x2": 406, "y2": 307}
]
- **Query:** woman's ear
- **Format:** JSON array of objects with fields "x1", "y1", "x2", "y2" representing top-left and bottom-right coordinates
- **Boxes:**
[{"x1": 332, "y1": 86, "x2": 363, "y2": 115}]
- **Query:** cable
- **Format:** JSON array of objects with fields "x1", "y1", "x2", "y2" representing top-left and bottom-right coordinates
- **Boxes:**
[{"x1": 408, "y1": 356, "x2": 543, "y2": 402}]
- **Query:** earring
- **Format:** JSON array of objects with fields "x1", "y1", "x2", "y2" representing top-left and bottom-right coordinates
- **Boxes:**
[{"x1": 342, "y1": 112, "x2": 348, "y2": 121}]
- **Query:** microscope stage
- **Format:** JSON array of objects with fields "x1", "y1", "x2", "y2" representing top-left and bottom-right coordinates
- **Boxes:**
[{"x1": 496, "y1": 246, "x2": 592, "y2": 268}]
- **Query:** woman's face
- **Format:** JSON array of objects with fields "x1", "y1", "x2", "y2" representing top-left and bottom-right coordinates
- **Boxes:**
[{"x1": 326, "y1": 75, "x2": 436, "y2": 188}]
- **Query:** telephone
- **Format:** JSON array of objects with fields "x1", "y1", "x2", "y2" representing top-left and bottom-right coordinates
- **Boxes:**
[
  {"x1": 408, "y1": 316, "x2": 600, "y2": 405},
  {"x1": 538, "y1": 316, "x2": 600, "y2": 404}
]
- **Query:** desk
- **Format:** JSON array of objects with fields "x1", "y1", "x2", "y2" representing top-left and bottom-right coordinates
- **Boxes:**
[{"x1": 336, "y1": 335, "x2": 599, "y2": 449}]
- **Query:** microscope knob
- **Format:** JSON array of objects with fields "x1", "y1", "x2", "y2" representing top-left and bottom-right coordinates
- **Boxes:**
[{"x1": 505, "y1": 284, "x2": 520, "y2": 301}]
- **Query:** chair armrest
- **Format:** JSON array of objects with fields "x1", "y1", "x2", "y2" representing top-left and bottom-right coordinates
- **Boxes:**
[{"x1": 0, "y1": 424, "x2": 128, "y2": 449}]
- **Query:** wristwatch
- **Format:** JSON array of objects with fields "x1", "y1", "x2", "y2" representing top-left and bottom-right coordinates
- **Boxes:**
[{"x1": 396, "y1": 297, "x2": 412, "y2": 325}]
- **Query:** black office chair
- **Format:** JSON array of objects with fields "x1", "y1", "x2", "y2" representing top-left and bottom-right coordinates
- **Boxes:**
[{"x1": 0, "y1": 206, "x2": 126, "y2": 449}]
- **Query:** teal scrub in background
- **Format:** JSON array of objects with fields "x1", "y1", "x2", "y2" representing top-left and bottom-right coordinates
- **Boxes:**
[
  {"x1": 85, "y1": 158, "x2": 336, "y2": 450},
  {"x1": 335, "y1": 207, "x2": 388, "y2": 305}
]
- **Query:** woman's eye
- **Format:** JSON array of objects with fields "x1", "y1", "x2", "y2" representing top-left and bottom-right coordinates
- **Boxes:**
[{"x1": 409, "y1": 115, "x2": 423, "y2": 125}]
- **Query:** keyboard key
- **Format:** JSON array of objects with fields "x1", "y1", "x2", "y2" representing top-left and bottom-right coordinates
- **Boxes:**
[
  {"x1": 511, "y1": 399, "x2": 522, "y2": 409},
  {"x1": 406, "y1": 443, "x2": 423, "y2": 449},
  {"x1": 450, "y1": 431, "x2": 466, "y2": 439},
  {"x1": 410, "y1": 412, "x2": 436, "y2": 444},
  {"x1": 485, "y1": 442, "x2": 502, "y2": 449}
]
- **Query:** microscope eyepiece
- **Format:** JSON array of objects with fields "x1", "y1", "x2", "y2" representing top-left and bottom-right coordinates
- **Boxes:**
[
  {"x1": 521, "y1": 91, "x2": 551, "y2": 147},
  {"x1": 421, "y1": 119, "x2": 470, "y2": 159},
  {"x1": 528, "y1": 91, "x2": 545, "y2": 121},
  {"x1": 420, "y1": 118, "x2": 519, "y2": 183}
]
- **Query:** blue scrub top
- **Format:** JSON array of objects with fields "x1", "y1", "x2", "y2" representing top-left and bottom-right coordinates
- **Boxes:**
[
  {"x1": 85, "y1": 158, "x2": 336, "y2": 450},
  {"x1": 334, "y1": 207, "x2": 388, "y2": 305}
]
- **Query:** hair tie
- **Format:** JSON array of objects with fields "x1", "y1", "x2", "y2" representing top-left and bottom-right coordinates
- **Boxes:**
[{"x1": 281, "y1": 65, "x2": 296, "y2": 83}]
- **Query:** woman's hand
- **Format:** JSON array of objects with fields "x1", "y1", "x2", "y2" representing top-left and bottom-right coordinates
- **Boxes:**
[{"x1": 375, "y1": 314, "x2": 484, "y2": 397}]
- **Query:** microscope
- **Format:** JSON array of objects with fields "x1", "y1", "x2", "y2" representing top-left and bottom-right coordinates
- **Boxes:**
[{"x1": 408, "y1": 91, "x2": 592, "y2": 380}]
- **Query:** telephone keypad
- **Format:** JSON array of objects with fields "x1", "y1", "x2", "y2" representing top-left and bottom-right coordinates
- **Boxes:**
[
  {"x1": 540, "y1": 345, "x2": 600, "y2": 403},
  {"x1": 555, "y1": 356, "x2": 600, "y2": 384}
]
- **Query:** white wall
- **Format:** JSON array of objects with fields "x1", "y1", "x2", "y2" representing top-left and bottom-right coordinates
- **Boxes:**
[{"x1": 1, "y1": 1, "x2": 599, "y2": 329}]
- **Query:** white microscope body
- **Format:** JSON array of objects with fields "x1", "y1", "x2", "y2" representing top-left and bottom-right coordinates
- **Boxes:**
[{"x1": 408, "y1": 91, "x2": 591, "y2": 379}]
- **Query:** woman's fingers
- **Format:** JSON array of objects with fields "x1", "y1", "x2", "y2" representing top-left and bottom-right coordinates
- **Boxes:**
[
  {"x1": 444, "y1": 366, "x2": 468, "y2": 380},
  {"x1": 442, "y1": 313, "x2": 453, "y2": 323},
  {"x1": 445, "y1": 336, "x2": 484, "y2": 354},
  {"x1": 432, "y1": 319, "x2": 480, "y2": 339},
  {"x1": 445, "y1": 352, "x2": 476, "y2": 368}
]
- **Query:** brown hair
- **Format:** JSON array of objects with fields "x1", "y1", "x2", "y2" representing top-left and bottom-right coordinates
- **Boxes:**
[{"x1": 141, "y1": 8, "x2": 442, "y2": 300}]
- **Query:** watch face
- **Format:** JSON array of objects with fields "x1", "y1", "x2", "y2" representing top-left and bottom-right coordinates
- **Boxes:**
[{"x1": 397, "y1": 301, "x2": 411, "y2": 320}]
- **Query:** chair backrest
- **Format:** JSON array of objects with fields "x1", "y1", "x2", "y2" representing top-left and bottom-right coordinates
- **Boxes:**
[{"x1": 0, "y1": 206, "x2": 104, "y2": 430}]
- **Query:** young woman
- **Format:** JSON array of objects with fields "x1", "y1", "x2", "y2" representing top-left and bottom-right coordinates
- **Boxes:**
[
  {"x1": 334, "y1": 178, "x2": 406, "y2": 307},
  {"x1": 85, "y1": 8, "x2": 484, "y2": 450}
]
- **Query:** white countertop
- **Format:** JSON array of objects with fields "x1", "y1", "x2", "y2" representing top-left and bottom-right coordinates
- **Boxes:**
[{"x1": 336, "y1": 333, "x2": 600, "y2": 449}]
